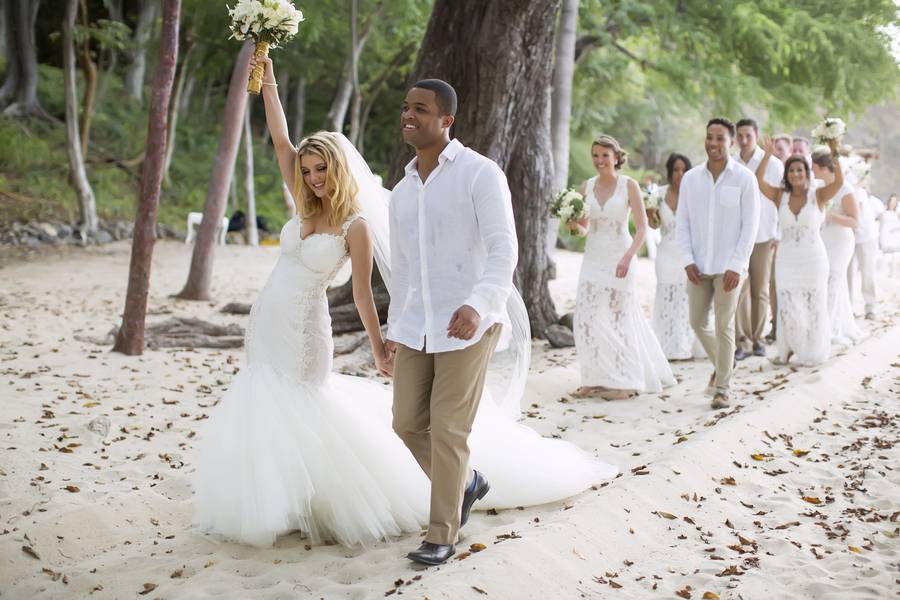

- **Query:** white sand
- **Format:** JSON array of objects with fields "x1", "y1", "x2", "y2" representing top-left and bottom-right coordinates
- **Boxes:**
[{"x1": 1, "y1": 241, "x2": 897, "y2": 599}]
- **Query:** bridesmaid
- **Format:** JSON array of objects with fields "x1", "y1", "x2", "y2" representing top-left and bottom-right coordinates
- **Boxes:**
[
  {"x1": 755, "y1": 137, "x2": 844, "y2": 366},
  {"x1": 648, "y1": 153, "x2": 698, "y2": 360},
  {"x1": 568, "y1": 135, "x2": 675, "y2": 400},
  {"x1": 811, "y1": 150, "x2": 861, "y2": 345}
]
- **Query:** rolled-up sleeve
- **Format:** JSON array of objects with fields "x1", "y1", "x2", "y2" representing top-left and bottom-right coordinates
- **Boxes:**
[{"x1": 463, "y1": 163, "x2": 518, "y2": 318}]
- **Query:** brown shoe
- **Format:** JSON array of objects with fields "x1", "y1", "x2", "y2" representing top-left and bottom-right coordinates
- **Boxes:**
[
  {"x1": 711, "y1": 392, "x2": 730, "y2": 409},
  {"x1": 704, "y1": 372, "x2": 716, "y2": 397}
]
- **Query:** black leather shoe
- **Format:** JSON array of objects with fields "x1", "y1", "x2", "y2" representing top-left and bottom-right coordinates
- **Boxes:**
[
  {"x1": 407, "y1": 541, "x2": 455, "y2": 565},
  {"x1": 460, "y1": 470, "x2": 490, "y2": 527},
  {"x1": 752, "y1": 343, "x2": 766, "y2": 357},
  {"x1": 734, "y1": 347, "x2": 749, "y2": 361}
]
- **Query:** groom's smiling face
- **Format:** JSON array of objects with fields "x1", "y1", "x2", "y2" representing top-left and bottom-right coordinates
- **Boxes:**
[{"x1": 401, "y1": 88, "x2": 452, "y2": 149}]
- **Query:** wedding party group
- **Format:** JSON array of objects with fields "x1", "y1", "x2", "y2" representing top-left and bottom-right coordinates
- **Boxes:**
[
  {"x1": 561, "y1": 116, "x2": 894, "y2": 411},
  {"x1": 190, "y1": 43, "x2": 895, "y2": 566}
]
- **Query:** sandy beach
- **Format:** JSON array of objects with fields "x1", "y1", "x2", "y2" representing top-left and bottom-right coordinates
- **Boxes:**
[{"x1": 1, "y1": 241, "x2": 897, "y2": 599}]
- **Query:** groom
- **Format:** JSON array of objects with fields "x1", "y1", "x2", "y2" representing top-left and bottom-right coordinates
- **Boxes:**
[{"x1": 384, "y1": 79, "x2": 518, "y2": 565}]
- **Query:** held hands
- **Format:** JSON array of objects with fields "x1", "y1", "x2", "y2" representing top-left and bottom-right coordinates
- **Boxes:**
[
  {"x1": 723, "y1": 269, "x2": 741, "y2": 292},
  {"x1": 615, "y1": 253, "x2": 633, "y2": 278},
  {"x1": 447, "y1": 305, "x2": 481, "y2": 340},
  {"x1": 685, "y1": 263, "x2": 701, "y2": 286},
  {"x1": 376, "y1": 340, "x2": 396, "y2": 377},
  {"x1": 248, "y1": 54, "x2": 276, "y2": 86}
]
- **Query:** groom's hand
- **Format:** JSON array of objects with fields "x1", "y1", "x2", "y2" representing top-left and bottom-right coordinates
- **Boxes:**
[
  {"x1": 723, "y1": 270, "x2": 741, "y2": 292},
  {"x1": 685, "y1": 264, "x2": 701, "y2": 286},
  {"x1": 447, "y1": 305, "x2": 481, "y2": 340}
]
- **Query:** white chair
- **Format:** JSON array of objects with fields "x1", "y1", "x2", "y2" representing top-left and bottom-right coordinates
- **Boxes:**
[{"x1": 185, "y1": 212, "x2": 228, "y2": 245}]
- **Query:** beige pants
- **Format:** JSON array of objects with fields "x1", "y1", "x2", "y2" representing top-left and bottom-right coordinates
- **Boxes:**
[
  {"x1": 848, "y1": 240, "x2": 878, "y2": 313},
  {"x1": 392, "y1": 324, "x2": 501, "y2": 545},
  {"x1": 687, "y1": 274, "x2": 743, "y2": 393},
  {"x1": 736, "y1": 241, "x2": 775, "y2": 348}
]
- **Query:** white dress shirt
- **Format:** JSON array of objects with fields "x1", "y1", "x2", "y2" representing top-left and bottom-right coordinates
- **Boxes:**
[
  {"x1": 387, "y1": 138, "x2": 517, "y2": 353},
  {"x1": 676, "y1": 157, "x2": 760, "y2": 276},
  {"x1": 854, "y1": 188, "x2": 885, "y2": 245},
  {"x1": 734, "y1": 147, "x2": 783, "y2": 243}
]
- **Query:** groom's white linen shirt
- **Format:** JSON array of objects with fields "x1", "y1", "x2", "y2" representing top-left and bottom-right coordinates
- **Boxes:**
[
  {"x1": 734, "y1": 147, "x2": 783, "y2": 243},
  {"x1": 387, "y1": 138, "x2": 517, "y2": 354},
  {"x1": 676, "y1": 157, "x2": 760, "y2": 276}
]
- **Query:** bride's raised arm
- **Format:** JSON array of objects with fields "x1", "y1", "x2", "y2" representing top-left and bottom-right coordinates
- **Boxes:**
[{"x1": 252, "y1": 54, "x2": 297, "y2": 194}]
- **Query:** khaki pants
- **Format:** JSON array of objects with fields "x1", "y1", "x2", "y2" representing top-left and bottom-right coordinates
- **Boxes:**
[
  {"x1": 736, "y1": 241, "x2": 775, "y2": 349},
  {"x1": 392, "y1": 324, "x2": 501, "y2": 545},
  {"x1": 687, "y1": 274, "x2": 743, "y2": 393}
]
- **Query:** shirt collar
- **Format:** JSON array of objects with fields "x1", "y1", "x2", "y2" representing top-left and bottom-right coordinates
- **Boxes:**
[
  {"x1": 404, "y1": 139, "x2": 465, "y2": 177},
  {"x1": 703, "y1": 156, "x2": 736, "y2": 178},
  {"x1": 734, "y1": 146, "x2": 764, "y2": 166},
  {"x1": 404, "y1": 138, "x2": 466, "y2": 175}
]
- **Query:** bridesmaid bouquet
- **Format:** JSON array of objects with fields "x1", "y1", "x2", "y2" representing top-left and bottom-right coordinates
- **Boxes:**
[
  {"x1": 551, "y1": 188, "x2": 588, "y2": 222},
  {"x1": 642, "y1": 188, "x2": 658, "y2": 209},
  {"x1": 228, "y1": 0, "x2": 305, "y2": 94},
  {"x1": 811, "y1": 117, "x2": 846, "y2": 144}
]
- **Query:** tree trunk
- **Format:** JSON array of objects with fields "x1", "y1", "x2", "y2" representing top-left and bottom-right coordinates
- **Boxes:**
[
  {"x1": 1, "y1": 0, "x2": 48, "y2": 118},
  {"x1": 386, "y1": 0, "x2": 561, "y2": 338},
  {"x1": 176, "y1": 42, "x2": 253, "y2": 300},
  {"x1": 124, "y1": 0, "x2": 157, "y2": 105},
  {"x1": 63, "y1": 0, "x2": 99, "y2": 237},
  {"x1": 180, "y1": 70, "x2": 195, "y2": 113},
  {"x1": 163, "y1": 36, "x2": 195, "y2": 185},
  {"x1": 78, "y1": 0, "x2": 98, "y2": 159},
  {"x1": 347, "y1": 0, "x2": 362, "y2": 144},
  {"x1": 551, "y1": 0, "x2": 577, "y2": 193},
  {"x1": 323, "y1": 2, "x2": 382, "y2": 132},
  {"x1": 243, "y1": 105, "x2": 258, "y2": 246},
  {"x1": 113, "y1": 0, "x2": 181, "y2": 355},
  {"x1": 292, "y1": 74, "x2": 306, "y2": 140}
]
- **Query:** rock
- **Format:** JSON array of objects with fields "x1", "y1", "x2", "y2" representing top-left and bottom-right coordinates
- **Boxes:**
[
  {"x1": 37, "y1": 222, "x2": 58, "y2": 238},
  {"x1": 87, "y1": 416, "x2": 111, "y2": 440},
  {"x1": 544, "y1": 324, "x2": 575, "y2": 348},
  {"x1": 558, "y1": 312, "x2": 575, "y2": 330},
  {"x1": 56, "y1": 223, "x2": 74, "y2": 239},
  {"x1": 22, "y1": 235, "x2": 41, "y2": 247},
  {"x1": 113, "y1": 221, "x2": 133, "y2": 240},
  {"x1": 220, "y1": 302, "x2": 252, "y2": 315},
  {"x1": 94, "y1": 229, "x2": 113, "y2": 244}
]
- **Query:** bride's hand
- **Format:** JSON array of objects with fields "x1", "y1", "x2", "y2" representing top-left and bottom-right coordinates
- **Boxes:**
[
  {"x1": 615, "y1": 253, "x2": 632, "y2": 278},
  {"x1": 248, "y1": 54, "x2": 276, "y2": 86},
  {"x1": 374, "y1": 341, "x2": 394, "y2": 377}
]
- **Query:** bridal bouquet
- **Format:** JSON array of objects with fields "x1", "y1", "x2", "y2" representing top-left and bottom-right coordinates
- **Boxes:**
[
  {"x1": 228, "y1": 0, "x2": 305, "y2": 94},
  {"x1": 550, "y1": 188, "x2": 588, "y2": 222},
  {"x1": 811, "y1": 117, "x2": 846, "y2": 144}
]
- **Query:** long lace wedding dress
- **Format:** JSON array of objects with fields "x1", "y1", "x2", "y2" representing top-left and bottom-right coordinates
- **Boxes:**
[
  {"x1": 774, "y1": 189, "x2": 830, "y2": 365},
  {"x1": 194, "y1": 214, "x2": 616, "y2": 548},
  {"x1": 574, "y1": 175, "x2": 675, "y2": 392},
  {"x1": 651, "y1": 186, "x2": 698, "y2": 360},
  {"x1": 821, "y1": 185, "x2": 861, "y2": 345}
]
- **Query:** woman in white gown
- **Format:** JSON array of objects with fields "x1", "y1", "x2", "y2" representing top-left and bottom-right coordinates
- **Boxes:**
[
  {"x1": 193, "y1": 56, "x2": 616, "y2": 548},
  {"x1": 568, "y1": 135, "x2": 675, "y2": 400},
  {"x1": 755, "y1": 137, "x2": 844, "y2": 366},
  {"x1": 811, "y1": 150, "x2": 861, "y2": 345},
  {"x1": 648, "y1": 153, "x2": 698, "y2": 360}
]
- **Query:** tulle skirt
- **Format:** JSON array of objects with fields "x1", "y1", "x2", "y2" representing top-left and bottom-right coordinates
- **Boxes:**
[{"x1": 193, "y1": 364, "x2": 617, "y2": 547}]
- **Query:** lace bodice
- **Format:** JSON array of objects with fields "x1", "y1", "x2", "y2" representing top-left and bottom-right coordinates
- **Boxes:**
[
  {"x1": 656, "y1": 185, "x2": 678, "y2": 245},
  {"x1": 586, "y1": 175, "x2": 631, "y2": 238},
  {"x1": 778, "y1": 189, "x2": 824, "y2": 245},
  {"x1": 245, "y1": 214, "x2": 362, "y2": 385}
]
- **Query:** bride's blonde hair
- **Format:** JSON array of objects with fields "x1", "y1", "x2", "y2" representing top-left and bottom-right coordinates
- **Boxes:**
[{"x1": 293, "y1": 132, "x2": 359, "y2": 227}]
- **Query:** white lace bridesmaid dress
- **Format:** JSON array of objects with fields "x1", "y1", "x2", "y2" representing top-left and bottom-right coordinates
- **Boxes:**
[
  {"x1": 774, "y1": 189, "x2": 831, "y2": 365},
  {"x1": 194, "y1": 214, "x2": 616, "y2": 548},
  {"x1": 574, "y1": 175, "x2": 675, "y2": 392},
  {"x1": 651, "y1": 186, "x2": 698, "y2": 360},
  {"x1": 821, "y1": 184, "x2": 861, "y2": 345}
]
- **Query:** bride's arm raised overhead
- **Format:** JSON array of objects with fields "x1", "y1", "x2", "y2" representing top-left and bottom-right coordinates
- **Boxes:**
[
  {"x1": 252, "y1": 54, "x2": 297, "y2": 196},
  {"x1": 815, "y1": 139, "x2": 844, "y2": 209},
  {"x1": 756, "y1": 135, "x2": 783, "y2": 207}
]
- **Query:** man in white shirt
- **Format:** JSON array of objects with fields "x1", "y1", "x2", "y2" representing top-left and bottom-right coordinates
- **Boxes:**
[
  {"x1": 733, "y1": 118, "x2": 784, "y2": 359},
  {"x1": 677, "y1": 118, "x2": 760, "y2": 409},
  {"x1": 849, "y1": 178, "x2": 884, "y2": 318},
  {"x1": 384, "y1": 79, "x2": 518, "y2": 565}
]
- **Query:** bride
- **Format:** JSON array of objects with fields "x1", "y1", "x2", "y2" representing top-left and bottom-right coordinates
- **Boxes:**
[{"x1": 192, "y1": 54, "x2": 617, "y2": 548}]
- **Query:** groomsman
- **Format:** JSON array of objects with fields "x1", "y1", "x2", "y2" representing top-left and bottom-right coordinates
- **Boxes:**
[
  {"x1": 766, "y1": 133, "x2": 793, "y2": 343},
  {"x1": 733, "y1": 118, "x2": 784, "y2": 359},
  {"x1": 849, "y1": 177, "x2": 884, "y2": 319},
  {"x1": 677, "y1": 118, "x2": 760, "y2": 409}
]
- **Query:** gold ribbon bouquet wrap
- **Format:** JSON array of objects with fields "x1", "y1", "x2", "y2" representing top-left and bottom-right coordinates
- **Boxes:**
[{"x1": 226, "y1": 0, "x2": 304, "y2": 95}]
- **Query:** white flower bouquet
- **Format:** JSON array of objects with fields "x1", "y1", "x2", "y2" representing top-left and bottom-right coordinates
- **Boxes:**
[
  {"x1": 811, "y1": 117, "x2": 846, "y2": 144},
  {"x1": 228, "y1": 0, "x2": 305, "y2": 94},
  {"x1": 642, "y1": 188, "x2": 658, "y2": 209},
  {"x1": 550, "y1": 188, "x2": 588, "y2": 223}
]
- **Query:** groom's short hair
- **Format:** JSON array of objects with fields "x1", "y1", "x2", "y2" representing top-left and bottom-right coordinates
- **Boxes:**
[
  {"x1": 411, "y1": 79, "x2": 458, "y2": 117},
  {"x1": 707, "y1": 117, "x2": 736, "y2": 138}
]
